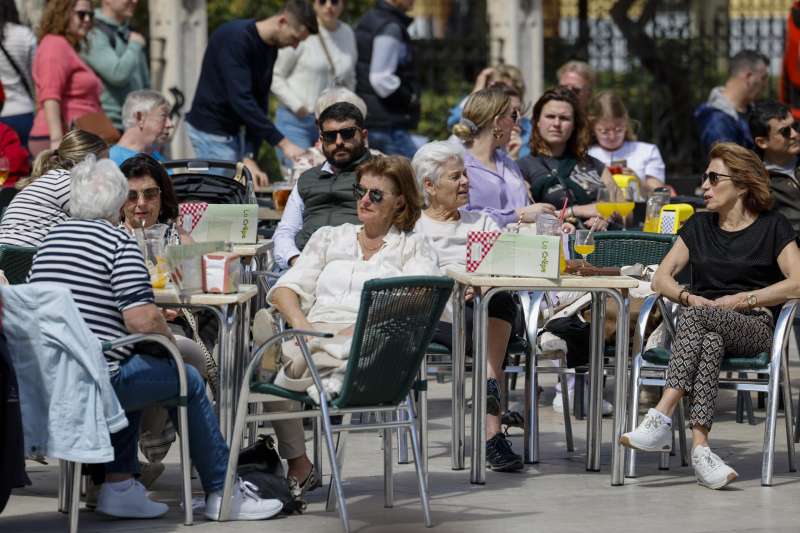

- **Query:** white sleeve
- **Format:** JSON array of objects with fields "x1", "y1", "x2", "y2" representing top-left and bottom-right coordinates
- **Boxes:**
[
  {"x1": 644, "y1": 144, "x2": 666, "y2": 182},
  {"x1": 368, "y1": 35, "x2": 401, "y2": 98},
  {"x1": 270, "y1": 46, "x2": 304, "y2": 113},
  {"x1": 272, "y1": 185, "x2": 305, "y2": 268}
]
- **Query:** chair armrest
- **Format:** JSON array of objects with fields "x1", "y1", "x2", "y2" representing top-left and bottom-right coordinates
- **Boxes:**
[
  {"x1": 632, "y1": 293, "x2": 659, "y2": 358},
  {"x1": 770, "y1": 299, "x2": 800, "y2": 366},
  {"x1": 104, "y1": 334, "x2": 190, "y2": 402}
]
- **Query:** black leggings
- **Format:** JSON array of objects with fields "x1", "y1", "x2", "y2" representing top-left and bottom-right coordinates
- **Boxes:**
[{"x1": 432, "y1": 291, "x2": 518, "y2": 355}]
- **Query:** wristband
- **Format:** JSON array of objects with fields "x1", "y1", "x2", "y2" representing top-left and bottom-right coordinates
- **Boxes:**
[{"x1": 678, "y1": 289, "x2": 690, "y2": 306}]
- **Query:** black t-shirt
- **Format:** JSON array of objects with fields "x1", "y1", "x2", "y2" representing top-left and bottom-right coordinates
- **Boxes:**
[
  {"x1": 517, "y1": 154, "x2": 606, "y2": 206},
  {"x1": 678, "y1": 210, "x2": 796, "y2": 300}
]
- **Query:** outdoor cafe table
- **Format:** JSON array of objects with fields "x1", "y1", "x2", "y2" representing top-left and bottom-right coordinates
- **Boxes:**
[
  {"x1": 154, "y1": 284, "x2": 258, "y2": 445},
  {"x1": 445, "y1": 267, "x2": 639, "y2": 485}
]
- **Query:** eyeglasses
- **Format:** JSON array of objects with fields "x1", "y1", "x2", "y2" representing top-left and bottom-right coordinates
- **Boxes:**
[
  {"x1": 320, "y1": 127, "x2": 358, "y2": 144},
  {"x1": 317, "y1": 0, "x2": 339, "y2": 5},
  {"x1": 700, "y1": 171, "x2": 734, "y2": 186},
  {"x1": 353, "y1": 184, "x2": 390, "y2": 203},
  {"x1": 560, "y1": 84, "x2": 584, "y2": 95},
  {"x1": 595, "y1": 126, "x2": 626, "y2": 136},
  {"x1": 126, "y1": 187, "x2": 161, "y2": 203},
  {"x1": 777, "y1": 122, "x2": 800, "y2": 139},
  {"x1": 74, "y1": 10, "x2": 94, "y2": 21}
]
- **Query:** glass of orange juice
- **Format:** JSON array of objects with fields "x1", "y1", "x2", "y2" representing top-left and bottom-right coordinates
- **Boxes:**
[
  {"x1": 597, "y1": 184, "x2": 634, "y2": 229},
  {"x1": 574, "y1": 229, "x2": 595, "y2": 264}
]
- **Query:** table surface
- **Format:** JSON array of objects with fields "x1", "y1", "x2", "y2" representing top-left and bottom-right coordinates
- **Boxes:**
[
  {"x1": 153, "y1": 284, "x2": 258, "y2": 305},
  {"x1": 446, "y1": 266, "x2": 640, "y2": 289},
  {"x1": 232, "y1": 240, "x2": 272, "y2": 257}
]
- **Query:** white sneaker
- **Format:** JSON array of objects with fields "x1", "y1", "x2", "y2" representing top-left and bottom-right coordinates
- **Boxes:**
[
  {"x1": 205, "y1": 478, "x2": 283, "y2": 521},
  {"x1": 96, "y1": 479, "x2": 169, "y2": 519},
  {"x1": 619, "y1": 408, "x2": 672, "y2": 452},
  {"x1": 692, "y1": 446, "x2": 738, "y2": 489},
  {"x1": 552, "y1": 390, "x2": 613, "y2": 416}
]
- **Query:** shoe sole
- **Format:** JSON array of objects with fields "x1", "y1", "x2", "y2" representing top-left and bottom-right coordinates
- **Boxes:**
[
  {"x1": 488, "y1": 461, "x2": 524, "y2": 472},
  {"x1": 96, "y1": 507, "x2": 168, "y2": 519},
  {"x1": 697, "y1": 471, "x2": 738, "y2": 490},
  {"x1": 618, "y1": 435, "x2": 672, "y2": 453},
  {"x1": 205, "y1": 505, "x2": 283, "y2": 521}
]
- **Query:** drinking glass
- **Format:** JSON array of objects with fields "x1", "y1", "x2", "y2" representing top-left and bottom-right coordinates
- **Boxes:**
[
  {"x1": 596, "y1": 184, "x2": 634, "y2": 229},
  {"x1": 574, "y1": 229, "x2": 595, "y2": 264}
]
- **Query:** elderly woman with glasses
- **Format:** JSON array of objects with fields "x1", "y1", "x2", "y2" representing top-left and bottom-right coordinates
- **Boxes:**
[
  {"x1": 110, "y1": 90, "x2": 175, "y2": 167},
  {"x1": 412, "y1": 140, "x2": 524, "y2": 472},
  {"x1": 621, "y1": 142, "x2": 800, "y2": 490},
  {"x1": 268, "y1": 155, "x2": 440, "y2": 491}
]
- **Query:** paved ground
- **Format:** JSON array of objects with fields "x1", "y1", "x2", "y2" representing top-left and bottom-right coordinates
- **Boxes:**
[{"x1": 5, "y1": 365, "x2": 800, "y2": 532}]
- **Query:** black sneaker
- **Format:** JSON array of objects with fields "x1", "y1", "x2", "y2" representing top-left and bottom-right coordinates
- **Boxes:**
[
  {"x1": 501, "y1": 410, "x2": 524, "y2": 428},
  {"x1": 487, "y1": 378, "x2": 501, "y2": 416},
  {"x1": 486, "y1": 433, "x2": 524, "y2": 472}
]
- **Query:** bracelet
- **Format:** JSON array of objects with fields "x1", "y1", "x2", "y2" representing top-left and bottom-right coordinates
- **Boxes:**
[{"x1": 678, "y1": 289, "x2": 690, "y2": 306}]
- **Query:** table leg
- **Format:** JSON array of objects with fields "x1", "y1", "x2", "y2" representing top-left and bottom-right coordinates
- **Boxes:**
[
  {"x1": 523, "y1": 292, "x2": 545, "y2": 464},
  {"x1": 450, "y1": 283, "x2": 467, "y2": 470},
  {"x1": 216, "y1": 303, "x2": 240, "y2": 444},
  {"x1": 607, "y1": 289, "x2": 630, "y2": 485},
  {"x1": 586, "y1": 291, "x2": 606, "y2": 471},
  {"x1": 470, "y1": 289, "x2": 498, "y2": 484}
]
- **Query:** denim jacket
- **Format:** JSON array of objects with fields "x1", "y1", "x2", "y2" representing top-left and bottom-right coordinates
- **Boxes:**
[{"x1": 2, "y1": 283, "x2": 128, "y2": 463}]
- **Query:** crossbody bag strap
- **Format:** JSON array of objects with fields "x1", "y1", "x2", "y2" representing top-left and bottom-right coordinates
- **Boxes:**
[
  {"x1": 0, "y1": 40, "x2": 32, "y2": 99},
  {"x1": 317, "y1": 32, "x2": 337, "y2": 79}
]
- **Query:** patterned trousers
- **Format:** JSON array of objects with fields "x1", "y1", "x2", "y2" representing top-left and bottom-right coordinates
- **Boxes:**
[{"x1": 665, "y1": 306, "x2": 773, "y2": 428}]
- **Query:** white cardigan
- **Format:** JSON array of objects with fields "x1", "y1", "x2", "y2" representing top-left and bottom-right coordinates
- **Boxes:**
[{"x1": 270, "y1": 21, "x2": 357, "y2": 114}]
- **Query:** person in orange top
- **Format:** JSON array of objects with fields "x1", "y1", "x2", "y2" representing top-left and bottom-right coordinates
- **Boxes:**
[
  {"x1": 780, "y1": 2, "x2": 800, "y2": 120},
  {"x1": 28, "y1": 0, "x2": 103, "y2": 156}
]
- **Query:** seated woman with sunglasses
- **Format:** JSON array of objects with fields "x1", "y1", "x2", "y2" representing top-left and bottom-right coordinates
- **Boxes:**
[
  {"x1": 620, "y1": 142, "x2": 800, "y2": 490},
  {"x1": 517, "y1": 87, "x2": 614, "y2": 230},
  {"x1": 268, "y1": 155, "x2": 440, "y2": 488},
  {"x1": 412, "y1": 140, "x2": 524, "y2": 472}
]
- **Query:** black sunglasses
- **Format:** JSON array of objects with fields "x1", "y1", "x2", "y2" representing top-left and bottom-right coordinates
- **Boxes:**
[
  {"x1": 126, "y1": 187, "x2": 161, "y2": 203},
  {"x1": 318, "y1": 0, "x2": 339, "y2": 4},
  {"x1": 777, "y1": 121, "x2": 800, "y2": 139},
  {"x1": 353, "y1": 184, "x2": 389, "y2": 203},
  {"x1": 320, "y1": 126, "x2": 358, "y2": 144},
  {"x1": 701, "y1": 171, "x2": 734, "y2": 186},
  {"x1": 74, "y1": 9, "x2": 94, "y2": 21}
]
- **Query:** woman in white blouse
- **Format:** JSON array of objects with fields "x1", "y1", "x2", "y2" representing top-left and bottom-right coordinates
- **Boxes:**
[
  {"x1": 412, "y1": 140, "x2": 524, "y2": 472},
  {"x1": 268, "y1": 154, "x2": 440, "y2": 491},
  {"x1": 271, "y1": 0, "x2": 357, "y2": 167}
]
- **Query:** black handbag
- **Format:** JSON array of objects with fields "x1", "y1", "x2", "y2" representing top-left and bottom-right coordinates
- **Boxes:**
[
  {"x1": 237, "y1": 434, "x2": 305, "y2": 514},
  {"x1": 542, "y1": 315, "x2": 591, "y2": 368}
]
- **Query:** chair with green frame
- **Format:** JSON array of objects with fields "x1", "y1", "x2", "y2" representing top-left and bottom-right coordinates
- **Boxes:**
[
  {"x1": 520, "y1": 231, "x2": 678, "y2": 464},
  {"x1": 0, "y1": 244, "x2": 37, "y2": 284},
  {"x1": 217, "y1": 276, "x2": 453, "y2": 532}
]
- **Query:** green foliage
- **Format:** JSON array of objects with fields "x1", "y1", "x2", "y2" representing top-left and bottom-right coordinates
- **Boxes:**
[{"x1": 207, "y1": 0, "x2": 373, "y2": 34}]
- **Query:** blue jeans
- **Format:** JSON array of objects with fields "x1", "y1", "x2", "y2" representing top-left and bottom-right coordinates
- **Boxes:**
[
  {"x1": 108, "y1": 354, "x2": 229, "y2": 493},
  {"x1": 185, "y1": 121, "x2": 243, "y2": 162},
  {"x1": 275, "y1": 105, "x2": 318, "y2": 168},
  {"x1": 0, "y1": 112, "x2": 33, "y2": 148},
  {"x1": 368, "y1": 128, "x2": 417, "y2": 159}
]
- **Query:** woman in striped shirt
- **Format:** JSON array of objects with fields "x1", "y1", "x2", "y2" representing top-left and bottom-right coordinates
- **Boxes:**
[{"x1": 0, "y1": 128, "x2": 106, "y2": 247}]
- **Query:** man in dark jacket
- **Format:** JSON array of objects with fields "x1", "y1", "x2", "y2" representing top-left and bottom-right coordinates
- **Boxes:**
[
  {"x1": 354, "y1": 0, "x2": 419, "y2": 158},
  {"x1": 695, "y1": 50, "x2": 769, "y2": 156},
  {"x1": 749, "y1": 99, "x2": 800, "y2": 233}
]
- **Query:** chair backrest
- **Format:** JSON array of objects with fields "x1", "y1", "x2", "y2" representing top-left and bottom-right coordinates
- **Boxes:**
[
  {"x1": 569, "y1": 231, "x2": 675, "y2": 267},
  {"x1": 0, "y1": 244, "x2": 37, "y2": 284},
  {"x1": 163, "y1": 159, "x2": 252, "y2": 204},
  {"x1": 333, "y1": 276, "x2": 453, "y2": 408}
]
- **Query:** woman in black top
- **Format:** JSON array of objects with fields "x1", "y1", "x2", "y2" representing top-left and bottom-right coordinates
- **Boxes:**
[
  {"x1": 517, "y1": 86, "x2": 612, "y2": 229},
  {"x1": 620, "y1": 142, "x2": 800, "y2": 490}
]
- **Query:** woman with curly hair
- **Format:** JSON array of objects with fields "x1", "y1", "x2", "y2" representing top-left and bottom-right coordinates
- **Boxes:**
[
  {"x1": 28, "y1": 0, "x2": 102, "y2": 156},
  {"x1": 518, "y1": 86, "x2": 614, "y2": 229}
]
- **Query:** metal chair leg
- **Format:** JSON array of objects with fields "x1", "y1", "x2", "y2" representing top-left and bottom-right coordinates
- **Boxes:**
[
  {"x1": 68, "y1": 461, "x2": 81, "y2": 533},
  {"x1": 781, "y1": 352, "x2": 796, "y2": 472},
  {"x1": 319, "y1": 401, "x2": 350, "y2": 533},
  {"x1": 397, "y1": 406, "x2": 410, "y2": 464},
  {"x1": 313, "y1": 417, "x2": 323, "y2": 479},
  {"x1": 559, "y1": 374, "x2": 574, "y2": 452},
  {"x1": 405, "y1": 394, "x2": 433, "y2": 528},
  {"x1": 58, "y1": 460, "x2": 69, "y2": 513},
  {"x1": 675, "y1": 398, "x2": 689, "y2": 467},
  {"x1": 625, "y1": 362, "x2": 642, "y2": 478},
  {"x1": 417, "y1": 364, "x2": 429, "y2": 485},
  {"x1": 326, "y1": 414, "x2": 350, "y2": 513},
  {"x1": 383, "y1": 411, "x2": 394, "y2": 508}
]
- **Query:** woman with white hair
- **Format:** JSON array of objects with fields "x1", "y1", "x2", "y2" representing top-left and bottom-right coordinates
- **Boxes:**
[
  {"x1": 412, "y1": 140, "x2": 523, "y2": 473},
  {"x1": 109, "y1": 90, "x2": 174, "y2": 166},
  {"x1": 28, "y1": 155, "x2": 285, "y2": 521}
]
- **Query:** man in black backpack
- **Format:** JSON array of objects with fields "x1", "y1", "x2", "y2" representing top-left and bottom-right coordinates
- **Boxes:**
[{"x1": 82, "y1": 0, "x2": 150, "y2": 132}]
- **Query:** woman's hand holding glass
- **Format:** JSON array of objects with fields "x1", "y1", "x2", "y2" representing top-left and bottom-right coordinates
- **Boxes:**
[{"x1": 516, "y1": 202, "x2": 556, "y2": 223}]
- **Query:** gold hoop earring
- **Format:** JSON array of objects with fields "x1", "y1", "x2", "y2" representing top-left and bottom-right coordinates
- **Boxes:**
[{"x1": 492, "y1": 128, "x2": 503, "y2": 139}]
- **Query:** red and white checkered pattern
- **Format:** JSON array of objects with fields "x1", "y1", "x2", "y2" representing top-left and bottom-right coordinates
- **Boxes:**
[
  {"x1": 178, "y1": 202, "x2": 208, "y2": 233},
  {"x1": 466, "y1": 231, "x2": 501, "y2": 272}
]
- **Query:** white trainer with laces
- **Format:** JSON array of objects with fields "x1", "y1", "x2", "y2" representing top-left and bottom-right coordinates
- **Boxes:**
[
  {"x1": 619, "y1": 408, "x2": 672, "y2": 452},
  {"x1": 692, "y1": 445, "x2": 738, "y2": 489},
  {"x1": 96, "y1": 479, "x2": 168, "y2": 519},
  {"x1": 205, "y1": 478, "x2": 283, "y2": 521}
]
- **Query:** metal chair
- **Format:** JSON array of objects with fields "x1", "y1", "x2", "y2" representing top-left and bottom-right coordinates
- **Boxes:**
[
  {"x1": 219, "y1": 276, "x2": 453, "y2": 532},
  {"x1": 0, "y1": 244, "x2": 37, "y2": 284},
  {"x1": 627, "y1": 295, "x2": 798, "y2": 485}
]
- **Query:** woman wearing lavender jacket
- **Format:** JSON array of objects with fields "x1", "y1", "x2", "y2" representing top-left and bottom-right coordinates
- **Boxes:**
[{"x1": 452, "y1": 86, "x2": 555, "y2": 227}]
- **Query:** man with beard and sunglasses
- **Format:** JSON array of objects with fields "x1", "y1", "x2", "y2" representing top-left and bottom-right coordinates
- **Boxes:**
[
  {"x1": 749, "y1": 100, "x2": 800, "y2": 233},
  {"x1": 273, "y1": 101, "x2": 372, "y2": 269}
]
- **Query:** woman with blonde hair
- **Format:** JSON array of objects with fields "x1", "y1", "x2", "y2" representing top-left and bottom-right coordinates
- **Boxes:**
[
  {"x1": 587, "y1": 90, "x2": 666, "y2": 194},
  {"x1": 0, "y1": 128, "x2": 106, "y2": 247},
  {"x1": 453, "y1": 86, "x2": 554, "y2": 227},
  {"x1": 518, "y1": 86, "x2": 613, "y2": 229},
  {"x1": 621, "y1": 142, "x2": 800, "y2": 489},
  {"x1": 28, "y1": 0, "x2": 103, "y2": 156}
]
